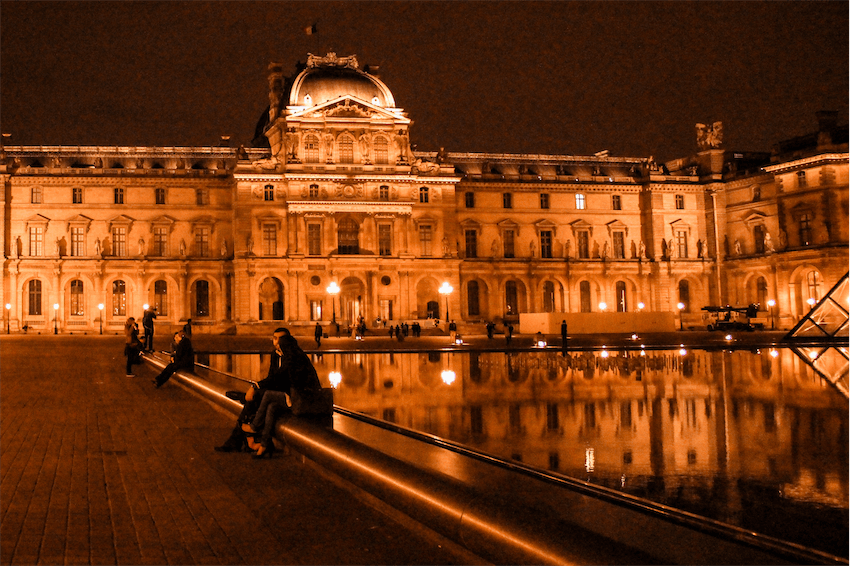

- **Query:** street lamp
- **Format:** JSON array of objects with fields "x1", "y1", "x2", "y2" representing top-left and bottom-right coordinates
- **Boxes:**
[
  {"x1": 326, "y1": 281, "x2": 340, "y2": 324},
  {"x1": 5, "y1": 303, "x2": 10, "y2": 334},
  {"x1": 98, "y1": 303, "x2": 104, "y2": 335},
  {"x1": 767, "y1": 299, "x2": 776, "y2": 330},
  {"x1": 438, "y1": 282, "x2": 453, "y2": 322},
  {"x1": 598, "y1": 302, "x2": 607, "y2": 312},
  {"x1": 637, "y1": 302, "x2": 645, "y2": 311},
  {"x1": 677, "y1": 302, "x2": 685, "y2": 331},
  {"x1": 53, "y1": 303, "x2": 59, "y2": 334}
]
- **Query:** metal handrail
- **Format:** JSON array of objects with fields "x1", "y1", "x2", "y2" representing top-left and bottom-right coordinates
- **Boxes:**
[{"x1": 156, "y1": 350, "x2": 258, "y2": 385}]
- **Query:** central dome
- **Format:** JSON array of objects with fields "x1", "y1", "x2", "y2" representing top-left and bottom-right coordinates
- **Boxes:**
[{"x1": 288, "y1": 53, "x2": 395, "y2": 108}]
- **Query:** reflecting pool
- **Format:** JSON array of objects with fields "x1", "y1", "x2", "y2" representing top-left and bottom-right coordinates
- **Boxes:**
[{"x1": 203, "y1": 347, "x2": 848, "y2": 558}]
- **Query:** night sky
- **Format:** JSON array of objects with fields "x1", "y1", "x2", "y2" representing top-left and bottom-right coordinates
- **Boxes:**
[{"x1": 1, "y1": 1, "x2": 847, "y2": 161}]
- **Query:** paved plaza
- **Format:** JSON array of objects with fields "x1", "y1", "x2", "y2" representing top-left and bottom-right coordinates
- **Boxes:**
[{"x1": 0, "y1": 335, "x2": 479, "y2": 566}]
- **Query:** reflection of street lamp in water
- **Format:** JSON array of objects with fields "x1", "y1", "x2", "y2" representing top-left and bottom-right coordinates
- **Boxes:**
[
  {"x1": 98, "y1": 303, "x2": 104, "y2": 335},
  {"x1": 326, "y1": 282, "x2": 340, "y2": 324},
  {"x1": 328, "y1": 371, "x2": 342, "y2": 389},
  {"x1": 677, "y1": 302, "x2": 685, "y2": 331},
  {"x1": 439, "y1": 282, "x2": 453, "y2": 322},
  {"x1": 441, "y1": 370, "x2": 456, "y2": 385},
  {"x1": 53, "y1": 303, "x2": 59, "y2": 334},
  {"x1": 767, "y1": 299, "x2": 776, "y2": 330},
  {"x1": 5, "y1": 303, "x2": 10, "y2": 334}
]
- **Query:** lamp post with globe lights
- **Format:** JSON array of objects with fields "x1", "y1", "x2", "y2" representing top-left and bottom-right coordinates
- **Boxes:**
[
  {"x1": 5, "y1": 303, "x2": 10, "y2": 334},
  {"x1": 98, "y1": 303, "x2": 104, "y2": 335},
  {"x1": 598, "y1": 302, "x2": 607, "y2": 312},
  {"x1": 677, "y1": 302, "x2": 685, "y2": 331},
  {"x1": 439, "y1": 282, "x2": 453, "y2": 323},
  {"x1": 326, "y1": 281, "x2": 340, "y2": 324},
  {"x1": 767, "y1": 299, "x2": 776, "y2": 330},
  {"x1": 53, "y1": 303, "x2": 59, "y2": 334}
]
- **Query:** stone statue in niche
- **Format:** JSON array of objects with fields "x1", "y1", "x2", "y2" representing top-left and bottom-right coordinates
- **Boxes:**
[
  {"x1": 564, "y1": 239, "x2": 572, "y2": 259},
  {"x1": 601, "y1": 241, "x2": 609, "y2": 260},
  {"x1": 94, "y1": 238, "x2": 101, "y2": 257},
  {"x1": 696, "y1": 239, "x2": 704, "y2": 258},
  {"x1": 529, "y1": 240, "x2": 536, "y2": 258},
  {"x1": 246, "y1": 236, "x2": 254, "y2": 256},
  {"x1": 778, "y1": 229, "x2": 787, "y2": 250},
  {"x1": 630, "y1": 240, "x2": 637, "y2": 259},
  {"x1": 764, "y1": 231, "x2": 775, "y2": 253},
  {"x1": 323, "y1": 133, "x2": 335, "y2": 161},
  {"x1": 491, "y1": 238, "x2": 499, "y2": 258},
  {"x1": 179, "y1": 239, "x2": 186, "y2": 256},
  {"x1": 395, "y1": 131, "x2": 413, "y2": 163},
  {"x1": 220, "y1": 239, "x2": 228, "y2": 257},
  {"x1": 358, "y1": 133, "x2": 370, "y2": 162},
  {"x1": 638, "y1": 240, "x2": 646, "y2": 259},
  {"x1": 668, "y1": 239, "x2": 676, "y2": 259},
  {"x1": 661, "y1": 239, "x2": 669, "y2": 260},
  {"x1": 251, "y1": 156, "x2": 280, "y2": 171},
  {"x1": 442, "y1": 237, "x2": 450, "y2": 257},
  {"x1": 55, "y1": 238, "x2": 61, "y2": 256},
  {"x1": 734, "y1": 239, "x2": 742, "y2": 256},
  {"x1": 138, "y1": 238, "x2": 145, "y2": 256},
  {"x1": 411, "y1": 158, "x2": 440, "y2": 175},
  {"x1": 13, "y1": 236, "x2": 21, "y2": 257}
]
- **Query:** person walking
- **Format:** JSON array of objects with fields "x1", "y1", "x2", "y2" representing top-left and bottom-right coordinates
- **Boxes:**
[
  {"x1": 561, "y1": 320, "x2": 568, "y2": 350},
  {"x1": 152, "y1": 331, "x2": 194, "y2": 388},
  {"x1": 182, "y1": 318, "x2": 192, "y2": 338},
  {"x1": 506, "y1": 323, "x2": 513, "y2": 346},
  {"x1": 142, "y1": 306, "x2": 157, "y2": 351},
  {"x1": 314, "y1": 322, "x2": 323, "y2": 348},
  {"x1": 486, "y1": 321, "x2": 494, "y2": 339}
]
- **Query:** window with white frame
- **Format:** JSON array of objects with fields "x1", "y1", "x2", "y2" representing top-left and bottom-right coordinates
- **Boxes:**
[
  {"x1": 29, "y1": 226, "x2": 44, "y2": 257},
  {"x1": 675, "y1": 230, "x2": 688, "y2": 258},
  {"x1": 575, "y1": 193, "x2": 586, "y2": 210}
]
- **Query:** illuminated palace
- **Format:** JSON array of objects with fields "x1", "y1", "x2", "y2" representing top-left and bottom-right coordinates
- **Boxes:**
[{"x1": 1, "y1": 53, "x2": 847, "y2": 335}]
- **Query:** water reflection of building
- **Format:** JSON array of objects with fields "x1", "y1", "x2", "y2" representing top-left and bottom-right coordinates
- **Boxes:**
[{"x1": 3, "y1": 54, "x2": 847, "y2": 335}]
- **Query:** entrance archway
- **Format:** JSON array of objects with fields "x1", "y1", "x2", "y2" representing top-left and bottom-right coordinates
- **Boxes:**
[
  {"x1": 259, "y1": 277, "x2": 284, "y2": 320},
  {"x1": 339, "y1": 276, "x2": 366, "y2": 326}
]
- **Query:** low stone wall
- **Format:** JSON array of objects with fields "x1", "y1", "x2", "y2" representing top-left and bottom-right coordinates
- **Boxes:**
[{"x1": 520, "y1": 312, "x2": 677, "y2": 334}]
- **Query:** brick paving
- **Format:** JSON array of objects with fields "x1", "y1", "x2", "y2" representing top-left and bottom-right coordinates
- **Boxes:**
[{"x1": 0, "y1": 336, "x2": 474, "y2": 565}]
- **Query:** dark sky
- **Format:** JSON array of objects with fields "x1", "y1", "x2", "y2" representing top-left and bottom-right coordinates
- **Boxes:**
[{"x1": 1, "y1": 1, "x2": 847, "y2": 161}]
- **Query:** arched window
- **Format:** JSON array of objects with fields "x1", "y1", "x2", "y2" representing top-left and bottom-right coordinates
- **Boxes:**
[
  {"x1": 806, "y1": 271, "x2": 821, "y2": 301},
  {"x1": 467, "y1": 281, "x2": 480, "y2": 317},
  {"x1": 678, "y1": 280, "x2": 691, "y2": 312},
  {"x1": 543, "y1": 281, "x2": 555, "y2": 312},
  {"x1": 580, "y1": 281, "x2": 591, "y2": 312},
  {"x1": 616, "y1": 281, "x2": 627, "y2": 312},
  {"x1": 112, "y1": 280, "x2": 126, "y2": 316},
  {"x1": 339, "y1": 135, "x2": 354, "y2": 163},
  {"x1": 70, "y1": 280, "x2": 84, "y2": 316},
  {"x1": 154, "y1": 280, "x2": 168, "y2": 315},
  {"x1": 304, "y1": 134, "x2": 319, "y2": 163},
  {"x1": 505, "y1": 281, "x2": 518, "y2": 317},
  {"x1": 28, "y1": 280, "x2": 43, "y2": 316},
  {"x1": 756, "y1": 277, "x2": 768, "y2": 309},
  {"x1": 374, "y1": 136, "x2": 388, "y2": 164},
  {"x1": 337, "y1": 218, "x2": 360, "y2": 255},
  {"x1": 195, "y1": 280, "x2": 210, "y2": 317}
]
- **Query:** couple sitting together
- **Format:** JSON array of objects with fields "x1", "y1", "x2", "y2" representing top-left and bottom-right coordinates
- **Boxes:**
[{"x1": 215, "y1": 327, "x2": 321, "y2": 458}]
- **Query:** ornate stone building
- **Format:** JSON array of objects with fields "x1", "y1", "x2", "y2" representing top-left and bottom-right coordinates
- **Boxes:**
[{"x1": 1, "y1": 54, "x2": 846, "y2": 334}]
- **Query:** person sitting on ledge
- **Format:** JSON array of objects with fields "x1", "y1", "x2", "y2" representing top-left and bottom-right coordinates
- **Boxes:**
[
  {"x1": 152, "y1": 331, "x2": 194, "y2": 388},
  {"x1": 215, "y1": 327, "x2": 319, "y2": 454}
]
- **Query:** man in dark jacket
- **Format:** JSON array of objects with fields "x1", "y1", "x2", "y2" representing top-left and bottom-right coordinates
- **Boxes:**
[
  {"x1": 142, "y1": 307, "x2": 157, "y2": 351},
  {"x1": 152, "y1": 331, "x2": 194, "y2": 388}
]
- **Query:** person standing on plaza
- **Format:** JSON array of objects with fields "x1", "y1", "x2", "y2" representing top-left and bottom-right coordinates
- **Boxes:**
[
  {"x1": 124, "y1": 317, "x2": 143, "y2": 377},
  {"x1": 486, "y1": 321, "x2": 495, "y2": 339},
  {"x1": 183, "y1": 318, "x2": 192, "y2": 338},
  {"x1": 314, "y1": 322, "x2": 323, "y2": 348},
  {"x1": 152, "y1": 331, "x2": 194, "y2": 388},
  {"x1": 142, "y1": 306, "x2": 157, "y2": 351},
  {"x1": 561, "y1": 320, "x2": 568, "y2": 345},
  {"x1": 506, "y1": 323, "x2": 513, "y2": 346}
]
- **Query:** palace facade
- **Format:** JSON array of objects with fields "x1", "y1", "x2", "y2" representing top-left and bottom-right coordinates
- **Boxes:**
[{"x1": 1, "y1": 53, "x2": 847, "y2": 335}]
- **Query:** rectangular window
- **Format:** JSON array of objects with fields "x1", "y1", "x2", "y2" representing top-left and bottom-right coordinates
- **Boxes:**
[
  {"x1": 546, "y1": 403, "x2": 560, "y2": 430},
  {"x1": 465, "y1": 192, "x2": 475, "y2": 208},
  {"x1": 195, "y1": 227, "x2": 210, "y2": 257},
  {"x1": 264, "y1": 184, "x2": 275, "y2": 201},
  {"x1": 540, "y1": 230, "x2": 553, "y2": 258},
  {"x1": 379, "y1": 185, "x2": 389, "y2": 200},
  {"x1": 309, "y1": 184, "x2": 319, "y2": 198},
  {"x1": 675, "y1": 194, "x2": 684, "y2": 210},
  {"x1": 797, "y1": 171, "x2": 807, "y2": 188},
  {"x1": 310, "y1": 300, "x2": 323, "y2": 321},
  {"x1": 196, "y1": 188, "x2": 209, "y2": 205},
  {"x1": 31, "y1": 187, "x2": 43, "y2": 204},
  {"x1": 195, "y1": 280, "x2": 209, "y2": 317},
  {"x1": 575, "y1": 193, "x2": 586, "y2": 210},
  {"x1": 676, "y1": 230, "x2": 688, "y2": 258},
  {"x1": 73, "y1": 187, "x2": 83, "y2": 204},
  {"x1": 540, "y1": 193, "x2": 550, "y2": 209},
  {"x1": 374, "y1": 139, "x2": 388, "y2": 164},
  {"x1": 378, "y1": 224, "x2": 392, "y2": 256},
  {"x1": 155, "y1": 187, "x2": 166, "y2": 205},
  {"x1": 613, "y1": 232, "x2": 625, "y2": 259},
  {"x1": 577, "y1": 231, "x2": 589, "y2": 259},
  {"x1": 502, "y1": 193, "x2": 512, "y2": 208},
  {"x1": 262, "y1": 224, "x2": 277, "y2": 256},
  {"x1": 419, "y1": 187, "x2": 429, "y2": 203},
  {"x1": 465, "y1": 230, "x2": 477, "y2": 258},
  {"x1": 504, "y1": 230, "x2": 515, "y2": 258},
  {"x1": 29, "y1": 280, "x2": 42, "y2": 316},
  {"x1": 419, "y1": 225, "x2": 432, "y2": 256},
  {"x1": 339, "y1": 138, "x2": 354, "y2": 163},
  {"x1": 153, "y1": 227, "x2": 168, "y2": 256},
  {"x1": 112, "y1": 227, "x2": 127, "y2": 257},
  {"x1": 71, "y1": 227, "x2": 85, "y2": 257},
  {"x1": 799, "y1": 213, "x2": 812, "y2": 246},
  {"x1": 308, "y1": 224, "x2": 322, "y2": 256},
  {"x1": 612, "y1": 194, "x2": 621, "y2": 210},
  {"x1": 114, "y1": 187, "x2": 124, "y2": 205},
  {"x1": 29, "y1": 227, "x2": 44, "y2": 257},
  {"x1": 305, "y1": 136, "x2": 319, "y2": 163},
  {"x1": 154, "y1": 280, "x2": 168, "y2": 316}
]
